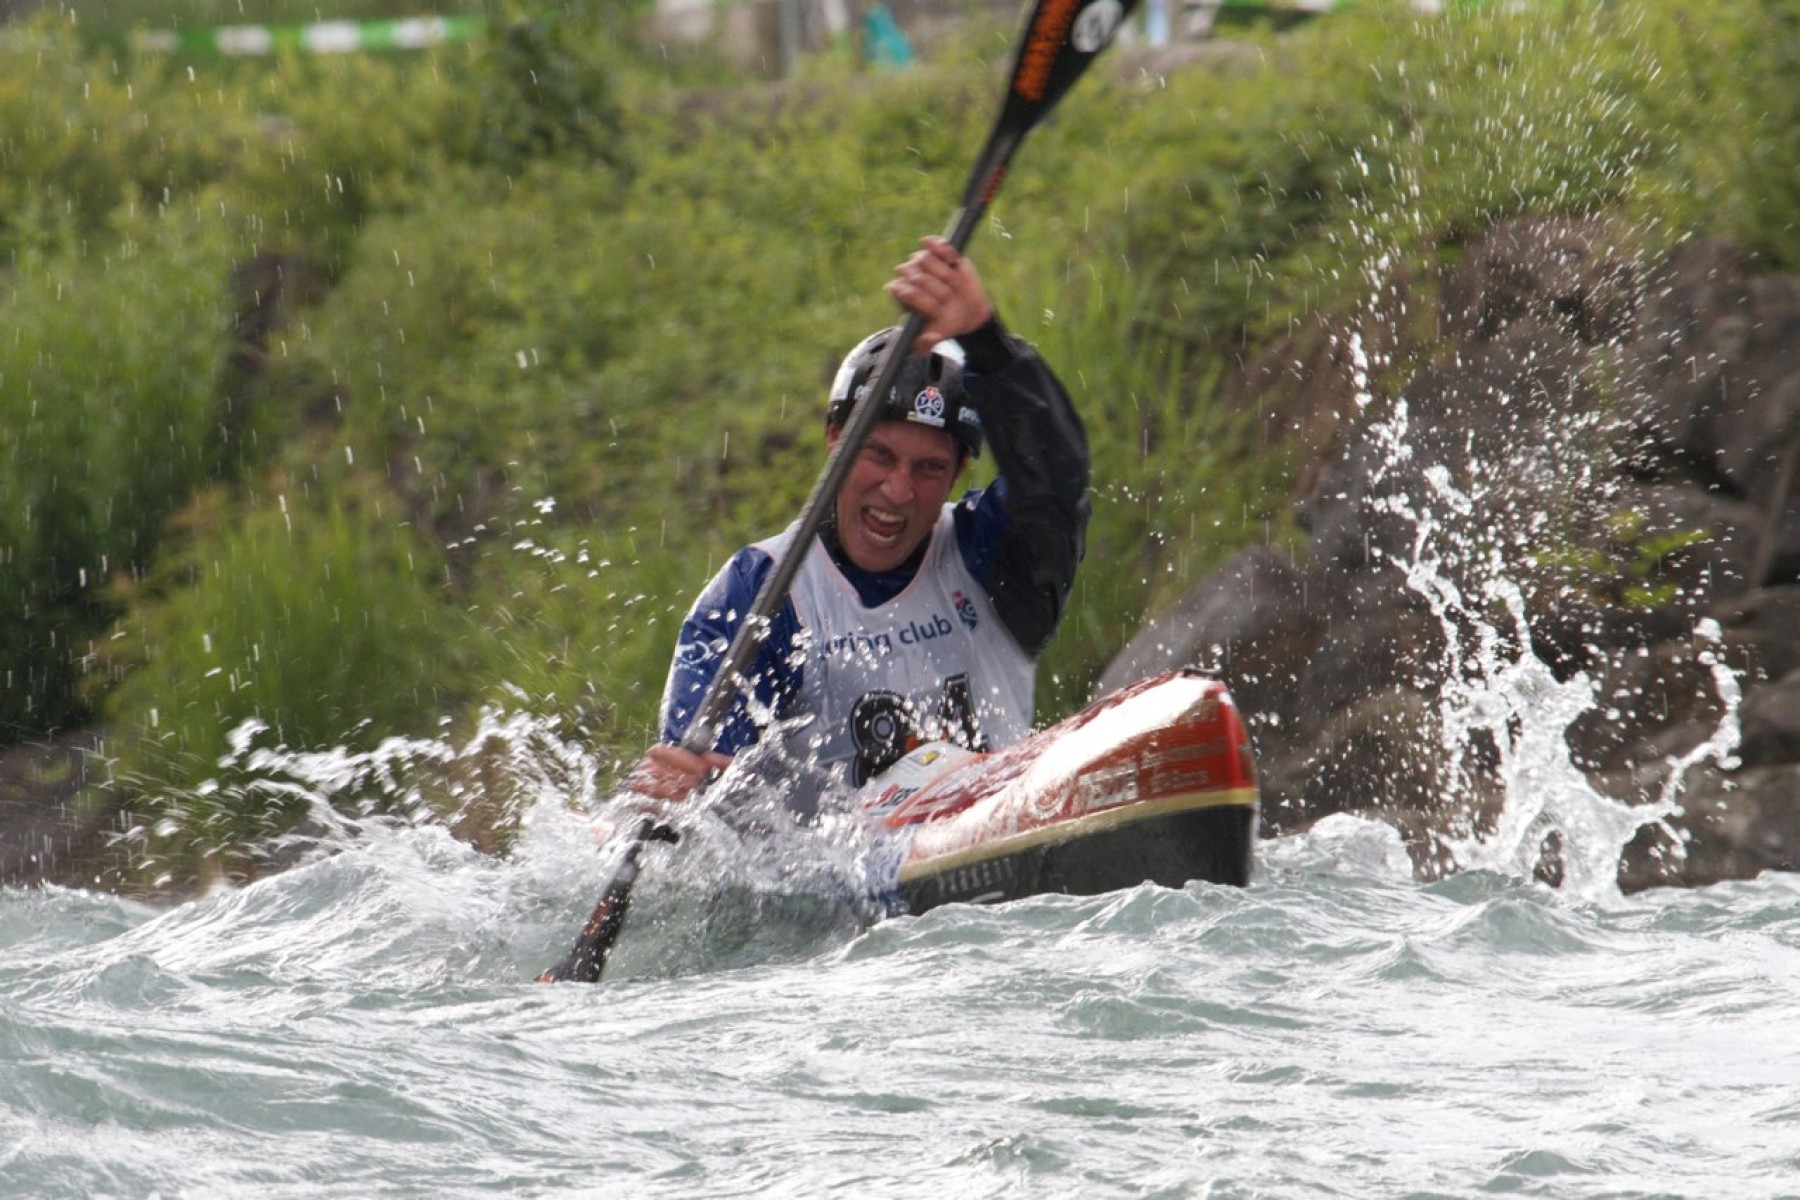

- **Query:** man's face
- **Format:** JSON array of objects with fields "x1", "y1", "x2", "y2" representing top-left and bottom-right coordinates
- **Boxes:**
[{"x1": 829, "y1": 420, "x2": 965, "y2": 573}]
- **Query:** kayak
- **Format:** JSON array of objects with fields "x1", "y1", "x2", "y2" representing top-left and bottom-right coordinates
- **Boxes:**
[
  {"x1": 538, "y1": 669, "x2": 1257, "y2": 984},
  {"x1": 855, "y1": 669, "x2": 1258, "y2": 914}
]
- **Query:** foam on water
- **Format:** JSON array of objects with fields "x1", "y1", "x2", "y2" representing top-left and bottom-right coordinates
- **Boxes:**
[{"x1": 7, "y1": 777, "x2": 1800, "y2": 1195}]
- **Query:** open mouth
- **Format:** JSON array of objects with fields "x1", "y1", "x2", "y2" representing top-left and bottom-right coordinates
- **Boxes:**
[{"x1": 861, "y1": 505, "x2": 906, "y2": 547}]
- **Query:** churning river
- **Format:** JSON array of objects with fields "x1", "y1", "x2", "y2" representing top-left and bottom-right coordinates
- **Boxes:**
[{"x1": 4, "y1": 789, "x2": 1797, "y2": 1198}]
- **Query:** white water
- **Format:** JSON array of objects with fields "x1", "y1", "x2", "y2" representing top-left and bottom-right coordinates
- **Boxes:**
[
  {"x1": 1340, "y1": 326, "x2": 1743, "y2": 906},
  {"x1": 5, "y1": 813, "x2": 1799, "y2": 1197}
]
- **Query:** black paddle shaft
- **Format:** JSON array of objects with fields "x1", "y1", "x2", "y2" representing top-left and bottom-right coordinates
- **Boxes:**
[{"x1": 539, "y1": 0, "x2": 1139, "y2": 984}]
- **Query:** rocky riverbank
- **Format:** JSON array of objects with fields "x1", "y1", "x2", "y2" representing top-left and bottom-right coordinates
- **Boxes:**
[{"x1": 1100, "y1": 219, "x2": 1800, "y2": 891}]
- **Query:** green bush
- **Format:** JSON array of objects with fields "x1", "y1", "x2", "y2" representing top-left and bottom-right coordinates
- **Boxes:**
[
  {"x1": 0, "y1": 203, "x2": 235, "y2": 733},
  {"x1": 0, "y1": 17, "x2": 243, "y2": 264},
  {"x1": 1014, "y1": 254, "x2": 1285, "y2": 716},
  {"x1": 1620, "y1": 0, "x2": 1800, "y2": 270}
]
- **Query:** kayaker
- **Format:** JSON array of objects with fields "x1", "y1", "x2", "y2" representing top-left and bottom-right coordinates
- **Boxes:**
[{"x1": 629, "y1": 235, "x2": 1089, "y2": 800}]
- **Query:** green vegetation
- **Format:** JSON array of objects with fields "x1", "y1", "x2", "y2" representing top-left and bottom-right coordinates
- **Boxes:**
[
  {"x1": 1537, "y1": 508, "x2": 1716, "y2": 615},
  {"x1": 3, "y1": 0, "x2": 1795, "y2": 886}
]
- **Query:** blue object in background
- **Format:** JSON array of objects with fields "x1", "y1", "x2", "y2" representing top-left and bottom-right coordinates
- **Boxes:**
[
  {"x1": 864, "y1": 2, "x2": 913, "y2": 69},
  {"x1": 1145, "y1": 0, "x2": 1170, "y2": 46}
]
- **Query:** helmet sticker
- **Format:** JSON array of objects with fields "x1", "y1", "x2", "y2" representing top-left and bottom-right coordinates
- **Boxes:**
[
  {"x1": 830, "y1": 361, "x2": 859, "y2": 403},
  {"x1": 910, "y1": 386, "x2": 948, "y2": 426}
]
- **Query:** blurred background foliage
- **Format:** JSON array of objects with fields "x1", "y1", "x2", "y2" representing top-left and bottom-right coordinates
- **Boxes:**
[{"x1": 2, "y1": 0, "x2": 1795, "y2": 884}]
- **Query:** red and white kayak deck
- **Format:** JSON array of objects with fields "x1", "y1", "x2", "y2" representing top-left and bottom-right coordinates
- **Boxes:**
[{"x1": 856, "y1": 669, "x2": 1258, "y2": 913}]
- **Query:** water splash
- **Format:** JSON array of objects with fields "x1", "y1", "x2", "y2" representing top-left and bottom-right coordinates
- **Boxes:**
[
  {"x1": 1345, "y1": 334, "x2": 1743, "y2": 902},
  {"x1": 112, "y1": 700, "x2": 878, "y2": 982},
  {"x1": 596, "y1": 734, "x2": 885, "y2": 980},
  {"x1": 115, "y1": 699, "x2": 603, "y2": 888}
]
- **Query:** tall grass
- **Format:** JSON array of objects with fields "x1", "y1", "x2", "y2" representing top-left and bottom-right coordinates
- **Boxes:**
[{"x1": 0, "y1": 204, "x2": 235, "y2": 734}]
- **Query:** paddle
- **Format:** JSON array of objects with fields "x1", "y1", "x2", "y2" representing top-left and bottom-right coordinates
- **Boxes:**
[{"x1": 538, "y1": 0, "x2": 1139, "y2": 984}]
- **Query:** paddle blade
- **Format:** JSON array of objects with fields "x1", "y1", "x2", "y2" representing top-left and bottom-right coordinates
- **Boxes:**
[
  {"x1": 1004, "y1": 0, "x2": 1138, "y2": 121},
  {"x1": 536, "y1": 818, "x2": 677, "y2": 984},
  {"x1": 536, "y1": 878, "x2": 635, "y2": 984},
  {"x1": 957, "y1": 0, "x2": 1139, "y2": 219}
]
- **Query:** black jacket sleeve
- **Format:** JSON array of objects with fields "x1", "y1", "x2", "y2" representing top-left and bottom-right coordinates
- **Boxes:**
[{"x1": 959, "y1": 316, "x2": 1091, "y2": 656}]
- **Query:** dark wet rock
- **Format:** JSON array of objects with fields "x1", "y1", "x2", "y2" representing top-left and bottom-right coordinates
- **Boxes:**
[
  {"x1": 1294, "y1": 600, "x2": 1445, "y2": 731},
  {"x1": 1292, "y1": 686, "x2": 1456, "y2": 824},
  {"x1": 1711, "y1": 585, "x2": 1800, "y2": 685},
  {"x1": 1439, "y1": 216, "x2": 1639, "y2": 346},
  {"x1": 1566, "y1": 641, "x2": 1726, "y2": 775},
  {"x1": 1612, "y1": 761, "x2": 1800, "y2": 892},
  {"x1": 1737, "y1": 669, "x2": 1800, "y2": 769},
  {"x1": 1620, "y1": 243, "x2": 1800, "y2": 564},
  {"x1": 0, "y1": 732, "x2": 132, "y2": 892},
  {"x1": 1096, "y1": 544, "x2": 1321, "y2": 733},
  {"x1": 1104, "y1": 222, "x2": 1800, "y2": 892}
]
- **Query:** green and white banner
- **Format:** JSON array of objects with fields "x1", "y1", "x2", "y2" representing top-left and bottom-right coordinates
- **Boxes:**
[{"x1": 131, "y1": 15, "x2": 482, "y2": 57}]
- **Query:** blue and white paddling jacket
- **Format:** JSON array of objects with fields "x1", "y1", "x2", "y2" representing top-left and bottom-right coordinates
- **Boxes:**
[{"x1": 656, "y1": 318, "x2": 1090, "y2": 786}]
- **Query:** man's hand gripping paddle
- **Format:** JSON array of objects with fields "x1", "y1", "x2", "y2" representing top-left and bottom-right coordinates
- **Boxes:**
[{"x1": 538, "y1": 0, "x2": 1139, "y2": 984}]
